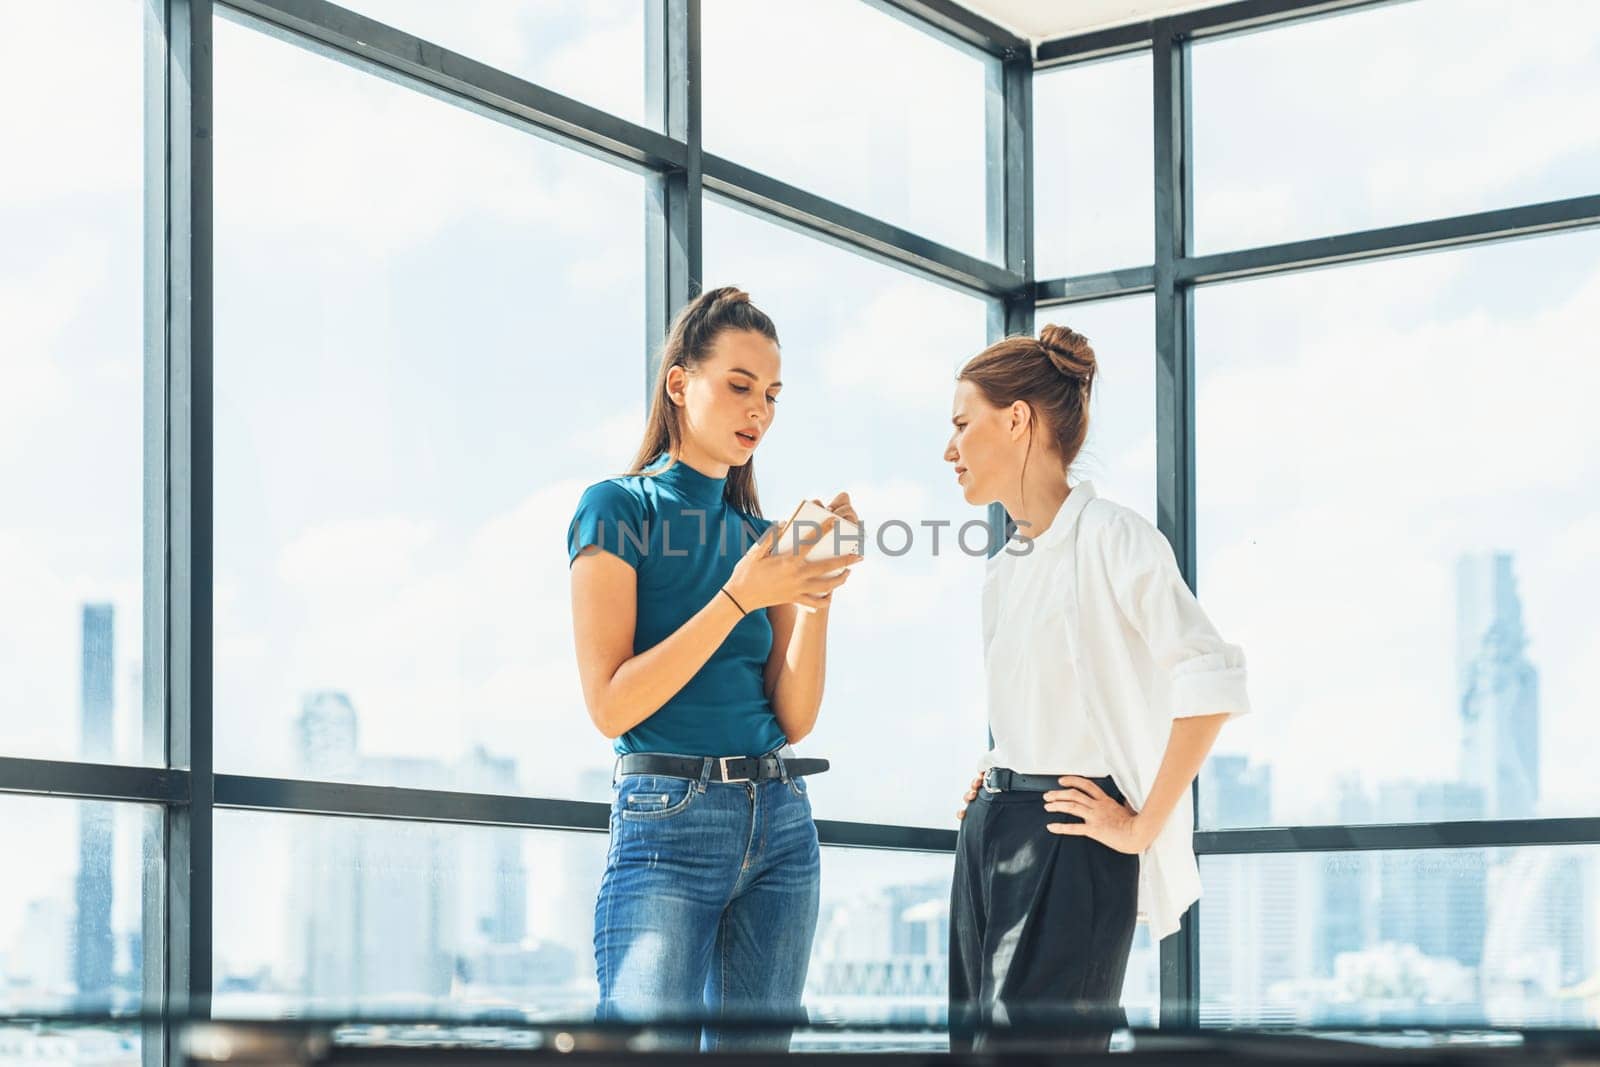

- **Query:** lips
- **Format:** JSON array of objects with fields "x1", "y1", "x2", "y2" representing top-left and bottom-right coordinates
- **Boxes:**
[{"x1": 735, "y1": 429, "x2": 759, "y2": 448}]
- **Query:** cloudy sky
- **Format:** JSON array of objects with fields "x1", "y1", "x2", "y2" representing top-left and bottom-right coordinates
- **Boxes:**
[{"x1": 3, "y1": 0, "x2": 1598, "y2": 1012}]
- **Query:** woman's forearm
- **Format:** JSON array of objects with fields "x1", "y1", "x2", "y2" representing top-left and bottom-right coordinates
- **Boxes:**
[
  {"x1": 594, "y1": 592, "x2": 746, "y2": 739},
  {"x1": 1133, "y1": 712, "x2": 1229, "y2": 844},
  {"x1": 770, "y1": 603, "x2": 831, "y2": 743}
]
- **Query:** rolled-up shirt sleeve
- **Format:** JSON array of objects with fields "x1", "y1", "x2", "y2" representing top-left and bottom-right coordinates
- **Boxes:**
[{"x1": 1101, "y1": 510, "x2": 1251, "y2": 720}]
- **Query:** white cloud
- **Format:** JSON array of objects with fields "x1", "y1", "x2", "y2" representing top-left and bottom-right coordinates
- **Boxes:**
[
  {"x1": 212, "y1": 16, "x2": 641, "y2": 259},
  {"x1": 0, "y1": 3, "x2": 141, "y2": 204},
  {"x1": 702, "y1": 0, "x2": 988, "y2": 256},
  {"x1": 1192, "y1": 0, "x2": 1600, "y2": 249},
  {"x1": 814, "y1": 283, "x2": 975, "y2": 408}
]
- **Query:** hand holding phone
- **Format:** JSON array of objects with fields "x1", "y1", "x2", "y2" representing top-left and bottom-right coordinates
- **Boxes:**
[{"x1": 775, "y1": 498, "x2": 864, "y2": 578}]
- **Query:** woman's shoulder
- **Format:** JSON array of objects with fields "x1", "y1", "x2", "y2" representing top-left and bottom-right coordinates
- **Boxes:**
[
  {"x1": 1081, "y1": 493, "x2": 1151, "y2": 529},
  {"x1": 1078, "y1": 494, "x2": 1168, "y2": 563},
  {"x1": 572, "y1": 474, "x2": 654, "y2": 521}
]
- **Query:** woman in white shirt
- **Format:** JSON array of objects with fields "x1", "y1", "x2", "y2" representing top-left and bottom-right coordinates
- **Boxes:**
[{"x1": 943, "y1": 323, "x2": 1251, "y2": 1051}]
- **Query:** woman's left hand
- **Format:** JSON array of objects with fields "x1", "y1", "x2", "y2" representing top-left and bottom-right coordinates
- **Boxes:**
[
  {"x1": 1043, "y1": 775, "x2": 1155, "y2": 854},
  {"x1": 806, "y1": 494, "x2": 860, "y2": 604}
]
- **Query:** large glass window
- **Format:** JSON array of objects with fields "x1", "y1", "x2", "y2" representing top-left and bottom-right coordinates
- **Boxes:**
[
  {"x1": 1196, "y1": 229, "x2": 1600, "y2": 828},
  {"x1": 703, "y1": 0, "x2": 990, "y2": 258},
  {"x1": 333, "y1": 0, "x2": 650, "y2": 128},
  {"x1": 211, "y1": 16, "x2": 646, "y2": 799},
  {"x1": 1033, "y1": 53, "x2": 1154, "y2": 278},
  {"x1": 1043, "y1": 295, "x2": 1156, "y2": 525},
  {"x1": 212, "y1": 811, "x2": 607, "y2": 1018},
  {"x1": 0, "y1": 0, "x2": 149, "y2": 765},
  {"x1": 1200, "y1": 846, "x2": 1598, "y2": 1027},
  {"x1": 1192, "y1": 0, "x2": 1600, "y2": 252},
  {"x1": 805, "y1": 848, "x2": 953, "y2": 1048},
  {"x1": 0, "y1": 797, "x2": 159, "y2": 1018},
  {"x1": 703, "y1": 199, "x2": 991, "y2": 828},
  {"x1": 806, "y1": 847, "x2": 1159, "y2": 1048}
]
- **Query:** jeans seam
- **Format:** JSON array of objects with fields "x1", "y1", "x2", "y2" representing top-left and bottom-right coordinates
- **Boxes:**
[{"x1": 598, "y1": 822, "x2": 615, "y2": 1010}]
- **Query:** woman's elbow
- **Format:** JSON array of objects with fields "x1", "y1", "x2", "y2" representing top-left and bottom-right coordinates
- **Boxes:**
[{"x1": 586, "y1": 698, "x2": 627, "y2": 740}]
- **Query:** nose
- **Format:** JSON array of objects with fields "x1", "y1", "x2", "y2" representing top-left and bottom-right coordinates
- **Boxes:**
[{"x1": 944, "y1": 440, "x2": 959, "y2": 463}]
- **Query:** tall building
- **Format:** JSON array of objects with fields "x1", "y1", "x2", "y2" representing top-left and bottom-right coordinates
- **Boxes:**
[
  {"x1": 297, "y1": 690, "x2": 360, "y2": 779},
  {"x1": 1456, "y1": 553, "x2": 1540, "y2": 820},
  {"x1": 291, "y1": 691, "x2": 458, "y2": 1007},
  {"x1": 1319, "y1": 779, "x2": 1380, "y2": 976},
  {"x1": 1198, "y1": 852, "x2": 1314, "y2": 1025},
  {"x1": 73, "y1": 604, "x2": 115, "y2": 1007},
  {"x1": 1481, "y1": 849, "x2": 1592, "y2": 1025},
  {"x1": 1201, "y1": 754, "x2": 1271, "y2": 829},
  {"x1": 1375, "y1": 782, "x2": 1487, "y2": 975},
  {"x1": 287, "y1": 693, "x2": 555, "y2": 1011},
  {"x1": 1198, "y1": 755, "x2": 1300, "y2": 1024},
  {"x1": 457, "y1": 747, "x2": 527, "y2": 948},
  {"x1": 808, "y1": 879, "x2": 947, "y2": 1022}
]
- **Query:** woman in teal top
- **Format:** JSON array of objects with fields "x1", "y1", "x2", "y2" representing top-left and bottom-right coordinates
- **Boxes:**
[{"x1": 567, "y1": 287, "x2": 862, "y2": 1050}]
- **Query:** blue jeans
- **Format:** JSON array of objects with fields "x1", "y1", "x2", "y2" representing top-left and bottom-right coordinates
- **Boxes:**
[{"x1": 593, "y1": 758, "x2": 821, "y2": 1051}]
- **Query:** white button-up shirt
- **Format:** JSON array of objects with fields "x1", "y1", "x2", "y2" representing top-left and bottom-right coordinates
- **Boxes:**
[
  {"x1": 977, "y1": 480, "x2": 1252, "y2": 940},
  {"x1": 982, "y1": 532, "x2": 1111, "y2": 777}
]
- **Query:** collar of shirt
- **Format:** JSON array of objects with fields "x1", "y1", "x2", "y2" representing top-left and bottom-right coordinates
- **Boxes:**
[
  {"x1": 1010, "y1": 480, "x2": 1098, "y2": 554},
  {"x1": 645, "y1": 452, "x2": 727, "y2": 508}
]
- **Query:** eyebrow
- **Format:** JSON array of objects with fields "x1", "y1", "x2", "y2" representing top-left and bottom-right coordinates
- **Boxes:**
[
  {"x1": 730, "y1": 367, "x2": 782, "y2": 388},
  {"x1": 951, "y1": 414, "x2": 967, "y2": 425}
]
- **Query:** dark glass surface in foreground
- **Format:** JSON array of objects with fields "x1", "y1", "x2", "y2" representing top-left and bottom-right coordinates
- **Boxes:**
[{"x1": 3, "y1": 1008, "x2": 1599, "y2": 1063}]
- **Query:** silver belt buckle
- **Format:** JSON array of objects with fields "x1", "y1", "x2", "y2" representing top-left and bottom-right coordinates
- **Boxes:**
[
  {"x1": 719, "y1": 756, "x2": 751, "y2": 783},
  {"x1": 982, "y1": 768, "x2": 1002, "y2": 793}
]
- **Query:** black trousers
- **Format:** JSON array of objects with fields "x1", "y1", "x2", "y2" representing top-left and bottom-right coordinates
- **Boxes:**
[{"x1": 949, "y1": 773, "x2": 1139, "y2": 1053}]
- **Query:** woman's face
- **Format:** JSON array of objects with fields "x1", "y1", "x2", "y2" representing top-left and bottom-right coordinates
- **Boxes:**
[
  {"x1": 945, "y1": 378, "x2": 1022, "y2": 506},
  {"x1": 669, "y1": 328, "x2": 782, "y2": 468}
]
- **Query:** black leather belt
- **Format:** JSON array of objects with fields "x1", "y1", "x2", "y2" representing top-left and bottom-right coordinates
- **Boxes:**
[
  {"x1": 616, "y1": 752, "x2": 830, "y2": 784},
  {"x1": 984, "y1": 767, "x2": 1116, "y2": 794}
]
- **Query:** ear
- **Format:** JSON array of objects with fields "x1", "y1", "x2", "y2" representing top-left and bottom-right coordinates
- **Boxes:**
[
  {"x1": 1009, "y1": 400, "x2": 1031, "y2": 440},
  {"x1": 665, "y1": 364, "x2": 688, "y2": 407}
]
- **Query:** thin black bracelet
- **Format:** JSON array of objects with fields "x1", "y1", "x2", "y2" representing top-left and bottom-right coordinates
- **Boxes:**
[{"x1": 719, "y1": 586, "x2": 748, "y2": 616}]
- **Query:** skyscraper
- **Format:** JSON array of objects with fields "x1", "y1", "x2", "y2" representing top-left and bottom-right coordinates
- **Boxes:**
[
  {"x1": 292, "y1": 690, "x2": 458, "y2": 1006},
  {"x1": 1456, "y1": 553, "x2": 1540, "y2": 820},
  {"x1": 1375, "y1": 782, "x2": 1486, "y2": 972},
  {"x1": 73, "y1": 604, "x2": 115, "y2": 1007}
]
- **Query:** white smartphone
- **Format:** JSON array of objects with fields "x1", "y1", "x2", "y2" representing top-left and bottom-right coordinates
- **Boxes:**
[{"x1": 774, "y1": 499, "x2": 864, "y2": 581}]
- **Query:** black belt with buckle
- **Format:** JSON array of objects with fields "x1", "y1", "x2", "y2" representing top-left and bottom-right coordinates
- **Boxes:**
[
  {"x1": 616, "y1": 752, "x2": 830, "y2": 784},
  {"x1": 984, "y1": 767, "x2": 1118, "y2": 794}
]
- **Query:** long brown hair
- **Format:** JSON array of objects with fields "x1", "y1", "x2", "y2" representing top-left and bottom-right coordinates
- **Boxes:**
[
  {"x1": 624, "y1": 286, "x2": 779, "y2": 517},
  {"x1": 957, "y1": 323, "x2": 1096, "y2": 496}
]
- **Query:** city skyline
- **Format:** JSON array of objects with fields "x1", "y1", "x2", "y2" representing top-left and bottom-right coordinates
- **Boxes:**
[{"x1": 5, "y1": 539, "x2": 1591, "y2": 1031}]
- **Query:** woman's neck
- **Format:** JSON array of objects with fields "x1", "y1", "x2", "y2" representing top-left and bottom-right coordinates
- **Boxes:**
[
  {"x1": 672, "y1": 437, "x2": 730, "y2": 480},
  {"x1": 1003, "y1": 468, "x2": 1071, "y2": 542}
]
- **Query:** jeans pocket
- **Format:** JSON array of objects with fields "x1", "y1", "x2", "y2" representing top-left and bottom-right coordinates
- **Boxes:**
[{"x1": 618, "y1": 775, "x2": 699, "y2": 821}]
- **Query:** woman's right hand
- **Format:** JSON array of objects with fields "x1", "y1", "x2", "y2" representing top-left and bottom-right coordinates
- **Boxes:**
[
  {"x1": 957, "y1": 773, "x2": 984, "y2": 821},
  {"x1": 724, "y1": 514, "x2": 863, "y2": 612}
]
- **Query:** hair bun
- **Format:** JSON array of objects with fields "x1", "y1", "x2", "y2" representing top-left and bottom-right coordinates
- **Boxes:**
[
  {"x1": 1038, "y1": 323, "x2": 1096, "y2": 389},
  {"x1": 700, "y1": 286, "x2": 750, "y2": 309}
]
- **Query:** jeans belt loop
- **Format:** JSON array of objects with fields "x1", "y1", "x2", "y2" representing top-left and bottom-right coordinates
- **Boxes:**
[{"x1": 697, "y1": 757, "x2": 714, "y2": 793}]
